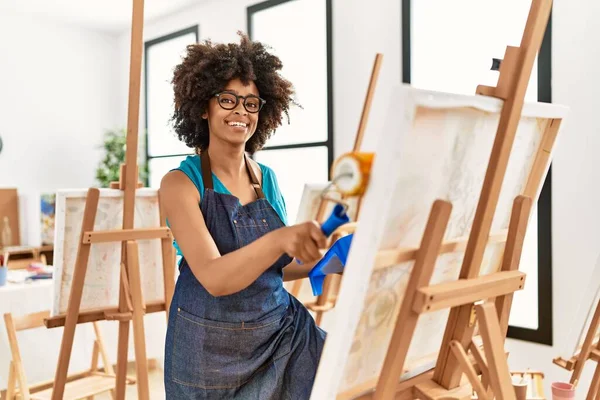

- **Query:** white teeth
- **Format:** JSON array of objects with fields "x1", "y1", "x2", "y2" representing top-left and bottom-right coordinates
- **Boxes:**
[{"x1": 228, "y1": 121, "x2": 247, "y2": 127}]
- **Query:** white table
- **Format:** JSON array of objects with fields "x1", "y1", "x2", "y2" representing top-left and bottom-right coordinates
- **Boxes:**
[{"x1": 0, "y1": 279, "x2": 167, "y2": 390}]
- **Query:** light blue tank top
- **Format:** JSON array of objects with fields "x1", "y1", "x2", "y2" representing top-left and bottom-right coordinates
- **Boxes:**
[{"x1": 169, "y1": 154, "x2": 288, "y2": 255}]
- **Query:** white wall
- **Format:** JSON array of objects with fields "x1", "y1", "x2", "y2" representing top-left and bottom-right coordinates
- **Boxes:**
[
  {"x1": 331, "y1": 0, "x2": 401, "y2": 156},
  {"x1": 0, "y1": 12, "x2": 120, "y2": 244},
  {"x1": 504, "y1": 0, "x2": 600, "y2": 394}
]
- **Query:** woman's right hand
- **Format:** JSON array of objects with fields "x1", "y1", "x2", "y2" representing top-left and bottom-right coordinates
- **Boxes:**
[{"x1": 275, "y1": 221, "x2": 328, "y2": 264}]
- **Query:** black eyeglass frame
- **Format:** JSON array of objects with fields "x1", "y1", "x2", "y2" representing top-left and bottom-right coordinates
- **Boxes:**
[{"x1": 213, "y1": 91, "x2": 266, "y2": 113}]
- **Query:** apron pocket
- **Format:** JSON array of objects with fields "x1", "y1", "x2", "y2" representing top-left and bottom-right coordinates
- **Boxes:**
[{"x1": 171, "y1": 307, "x2": 294, "y2": 389}]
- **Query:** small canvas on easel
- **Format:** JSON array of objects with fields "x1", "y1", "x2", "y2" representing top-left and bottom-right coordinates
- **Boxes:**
[
  {"x1": 560, "y1": 257, "x2": 600, "y2": 361},
  {"x1": 287, "y1": 183, "x2": 358, "y2": 305},
  {"x1": 295, "y1": 183, "x2": 360, "y2": 225},
  {"x1": 553, "y1": 255, "x2": 600, "y2": 397},
  {"x1": 51, "y1": 188, "x2": 166, "y2": 316},
  {"x1": 310, "y1": 84, "x2": 567, "y2": 399},
  {"x1": 560, "y1": 257, "x2": 600, "y2": 362},
  {"x1": 295, "y1": 183, "x2": 334, "y2": 225}
]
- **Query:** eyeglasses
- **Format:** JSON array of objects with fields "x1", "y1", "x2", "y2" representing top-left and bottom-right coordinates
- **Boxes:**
[{"x1": 213, "y1": 91, "x2": 266, "y2": 113}]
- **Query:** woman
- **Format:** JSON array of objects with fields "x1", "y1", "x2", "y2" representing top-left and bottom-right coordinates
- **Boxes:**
[{"x1": 160, "y1": 32, "x2": 328, "y2": 399}]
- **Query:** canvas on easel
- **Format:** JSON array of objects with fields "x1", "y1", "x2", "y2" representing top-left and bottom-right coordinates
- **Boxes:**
[
  {"x1": 553, "y1": 255, "x2": 600, "y2": 398},
  {"x1": 51, "y1": 188, "x2": 167, "y2": 316},
  {"x1": 309, "y1": 1, "x2": 561, "y2": 398},
  {"x1": 310, "y1": 85, "x2": 566, "y2": 400}
]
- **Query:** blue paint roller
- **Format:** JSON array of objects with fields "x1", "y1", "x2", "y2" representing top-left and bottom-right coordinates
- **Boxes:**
[{"x1": 307, "y1": 204, "x2": 354, "y2": 296}]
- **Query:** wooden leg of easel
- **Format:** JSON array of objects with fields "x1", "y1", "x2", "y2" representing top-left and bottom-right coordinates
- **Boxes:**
[
  {"x1": 315, "y1": 275, "x2": 336, "y2": 326},
  {"x1": 4, "y1": 314, "x2": 29, "y2": 400},
  {"x1": 115, "y1": 283, "x2": 131, "y2": 400},
  {"x1": 51, "y1": 188, "x2": 99, "y2": 400},
  {"x1": 315, "y1": 311, "x2": 323, "y2": 326},
  {"x1": 290, "y1": 279, "x2": 303, "y2": 298},
  {"x1": 119, "y1": 263, "x2": 134, "y2": 312},
  {"x1": 353, "y1": 53, "x2": 383, "y2": 152},
  {"x1": 162, "y1": 237, "x2": 175, "y2": 320},
  {"x1": 449, "y1": 341, "x2": 489, "y2": 400},
  {"x1": 373, "y1": 200, "x2": 452, "y2": 400},
  {"x1": 90, "y1": 340, "x2": 100, "y2": 372},
  {"x1": 496, "y1": 195, "x2": 532, "y2": 335},
  {"x1": 470, "y1": 340, "x2": 494, "y2": 399},
  {"x1": 587, "y1": 358, "x2": 600, "y2": 400},
  {"x1": 7, "y1": 361, "x2": 16, "y2": 400},
  {"x1": 127, "y1": 241, "x2": 150, "y2": 400},
  {"x1": 93, "y1": 322, "x2": 114, "y2": 374},
  {"x1": 158, "y1": 190, "x2": 175, "y2": 320},
  {"x1": 476, "y1": 303, "x2": 516, "y2": 400},
  {"x1": 570, "y1": 298, "x2": 600, "y2": 386},
  {"x1": 93, "y1": 322, "x2": 117, "y2": 400},
  {"x1": 115, "y1": 0, "x2": 145, "y2": 393}
]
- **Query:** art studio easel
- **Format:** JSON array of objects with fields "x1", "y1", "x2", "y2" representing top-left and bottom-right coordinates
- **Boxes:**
[
  {"x1": 553, "y1": 293, "x2": 600, "y2": 398},
  {"x1": 41, "y1": 0, "x2": 176, "y2": 399},
  {"x1": 325, "y1": 1, "x2": 555, "y2": 399},
  {"x1": 290, "y1": 53, "x2": 383, "y2": 326}
]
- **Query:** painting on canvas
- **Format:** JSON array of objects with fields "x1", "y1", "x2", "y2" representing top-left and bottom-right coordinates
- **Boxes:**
[
  {"x1": 40, "y1": 193, "x2": 56, "y2": 245},
  {"x1": 310, "y1": 84, "x2": 567, "y2": 399},
  {"x1": 51, "y1": 188, "x2": 166, "y2": 316}
]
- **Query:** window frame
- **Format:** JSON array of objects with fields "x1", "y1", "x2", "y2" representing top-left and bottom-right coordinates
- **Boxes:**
[
  {"x1": 246, "y1": 0, "x2": 335, "y2": 173},
  {"x1": 402, "y1": 0, "x2": 554, "y2": 346},
  {"x1": 144, "y1": 25, "x2": 199, "y2": 187}
]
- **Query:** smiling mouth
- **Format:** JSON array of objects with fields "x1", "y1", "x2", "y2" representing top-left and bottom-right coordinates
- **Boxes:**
[{"x1": 227, "y1": 121, "x2": 248, "y2": 128}]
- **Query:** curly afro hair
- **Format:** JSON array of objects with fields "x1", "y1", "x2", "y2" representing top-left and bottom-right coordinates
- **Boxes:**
[{"x1": 171, "y1": 31, "x2": 297, "y2": 154}]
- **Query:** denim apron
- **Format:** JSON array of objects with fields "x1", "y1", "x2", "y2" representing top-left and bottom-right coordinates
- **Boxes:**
[{"x1": 164, "y1": 152, "x2": 326, "y2": 399}]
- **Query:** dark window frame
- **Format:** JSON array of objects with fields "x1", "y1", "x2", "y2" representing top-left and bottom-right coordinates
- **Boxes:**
[
  {"x1": 246, "y1": 0, "x2": 334, "y2": 172},
  {"x1": 144, "y1": 25, "x2": 199, "y2": 186},
  {"x1": 402, "y1": 0, "x2": 553, "y2": 346}
]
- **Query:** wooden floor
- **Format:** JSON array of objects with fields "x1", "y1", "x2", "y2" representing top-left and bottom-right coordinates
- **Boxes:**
[
  {"x1": 0, "y1": 363, "x2": 165, "y2": 400},
  {"x1": 95, "y1": 364, "x2": 165, "y2": 400}
]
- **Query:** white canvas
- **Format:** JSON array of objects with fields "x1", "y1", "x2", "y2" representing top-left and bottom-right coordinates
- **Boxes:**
[
  {"x1": 310, "y1": 84, "x2": 567, "y2": 399},
  {"x1": 559, "y1": 254, "x2": 600, "y2": 361},
  {"x1": 294, "y1": 183, "x2": 334, "y2": 225},
  {"x1": 51, "y1": 188, "x2": 166, "y2": 317}
]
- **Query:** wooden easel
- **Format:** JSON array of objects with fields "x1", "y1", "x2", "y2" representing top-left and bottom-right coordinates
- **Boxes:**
[
  {"x1": 427, "y1": 0, "x2": 553, "y2": 395},
  {"x1": 292, "y1": 53, "x2": 383, "y2": 326},
  {"x1": 553, "y1": 293, "x2": 600, "y2": 399},
  {"x1": 320, "y1": 1, "x2": 555, "y2": 398},
  {"x1": 5, "y1": 310, "x2": 135, "y2": 399},
  {"x1": 41, "y1": 1, "x2": 176, "y2": 399}
]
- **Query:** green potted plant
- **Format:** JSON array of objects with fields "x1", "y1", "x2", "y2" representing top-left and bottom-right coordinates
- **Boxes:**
[{"x1": 95, "y1": 128, "x2": 148, "y2": 188}]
